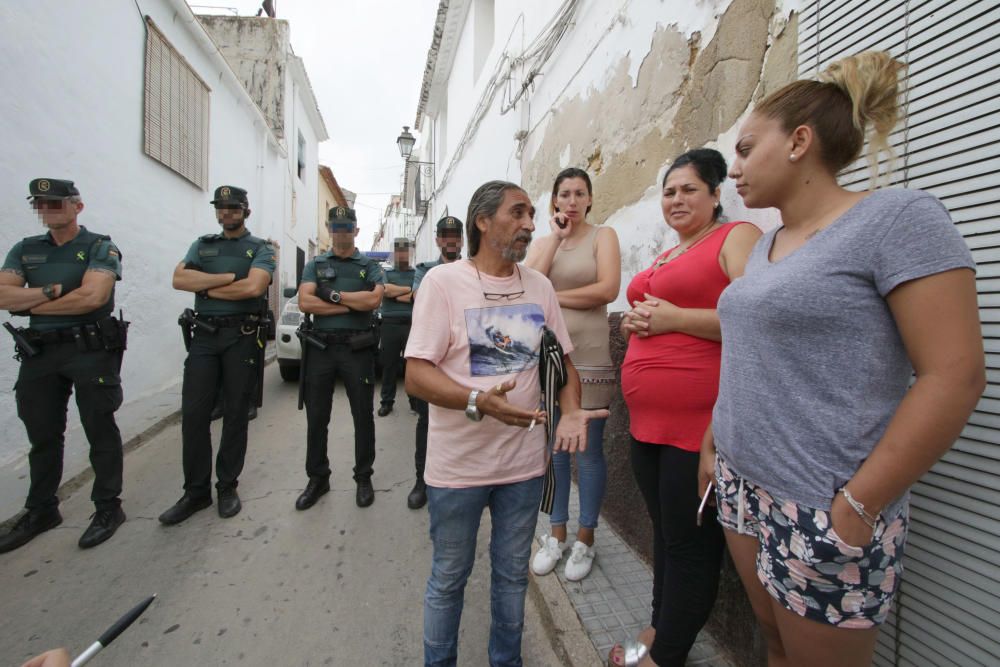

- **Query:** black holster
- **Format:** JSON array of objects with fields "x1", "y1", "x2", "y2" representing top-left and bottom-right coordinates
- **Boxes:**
[
  {"x1": 295, "y1": 315, "x2": 327, "y2": 410},
  {"x1": 178, "y1": 308, "x2": 218, "y2": 351},
  {"x1": 3, "y1": 322, "x2": 39, "y2": 360}
]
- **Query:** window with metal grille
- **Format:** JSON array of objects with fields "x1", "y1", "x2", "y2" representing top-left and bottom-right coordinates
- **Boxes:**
[{"x1": 143, "y1": 18, "x2": 210, "y2": 189}]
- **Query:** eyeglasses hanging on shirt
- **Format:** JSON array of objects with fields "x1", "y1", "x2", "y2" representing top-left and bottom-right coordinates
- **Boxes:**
[{"x1": 470, "y1": 259, "x2": 526, "y2": 301}]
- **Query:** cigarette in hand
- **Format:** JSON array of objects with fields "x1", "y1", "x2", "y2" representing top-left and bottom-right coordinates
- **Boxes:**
[{"x1": 528, "y1": 418, "x2": 536, "y2": 432}]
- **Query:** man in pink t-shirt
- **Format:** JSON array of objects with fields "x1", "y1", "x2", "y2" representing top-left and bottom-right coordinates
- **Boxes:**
[{"x1": 406, "y1": 181, "x2": 608, "y2": 666}]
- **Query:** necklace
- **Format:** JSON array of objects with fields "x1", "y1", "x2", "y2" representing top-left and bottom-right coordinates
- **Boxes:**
[{"x1": 654, "y1": 222, "x2": 720, "y2": 269}]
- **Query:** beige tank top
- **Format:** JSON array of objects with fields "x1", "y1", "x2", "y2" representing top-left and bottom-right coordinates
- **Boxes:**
[{"x1": 548, "y1": 225, "x2": 613, "y2": 370}]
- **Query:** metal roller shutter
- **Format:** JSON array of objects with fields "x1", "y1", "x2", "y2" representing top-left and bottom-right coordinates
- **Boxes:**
[{"x1": 798, "y1": 1, "x2": 1000, "y2": 665}]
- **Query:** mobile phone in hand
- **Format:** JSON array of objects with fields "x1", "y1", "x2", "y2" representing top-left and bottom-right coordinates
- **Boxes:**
[
  {"x1": 696, "y1": 482, "x2": 714, "y2": 527},
  {"x1": 553, "y1": 207, "x2": 567, "y2": 229}
]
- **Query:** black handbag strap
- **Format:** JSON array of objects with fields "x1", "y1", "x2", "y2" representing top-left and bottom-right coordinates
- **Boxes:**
[{"x1": 538, "y1": 325, "x2": 567, "y2": 514}]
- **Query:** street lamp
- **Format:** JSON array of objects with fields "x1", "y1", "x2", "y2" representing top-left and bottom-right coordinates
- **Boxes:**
[
  {"x1": 396, "y1": 126, "x2": 416, "y2": 160},
  {"x1": 395, "y1": 125, "x2": 434, "y2": 215},
  {"x1": 396, "y1": 125, "x2": 433, "y2": 175}
]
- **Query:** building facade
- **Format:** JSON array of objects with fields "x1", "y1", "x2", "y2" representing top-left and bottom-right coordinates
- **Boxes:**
[
  {"x1": 0, "y1": 0, "x2": 327, "y2": 519},
  {"x1": 317, "y1": 165, "x2": 354, "y2": 254}
]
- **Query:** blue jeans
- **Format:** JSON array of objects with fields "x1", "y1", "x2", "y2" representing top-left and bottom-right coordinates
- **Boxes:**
[
  {"x1": 550, "y1": 415, "x2": 607, "y2": 529},
  {"x1": 424, "y1": 476, "x2": 544, "y2": 667}
]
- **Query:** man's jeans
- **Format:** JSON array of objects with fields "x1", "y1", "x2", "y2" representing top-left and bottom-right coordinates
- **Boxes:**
[{"x1": 424, "y1": 476, "x2": 544, "y2": 667}]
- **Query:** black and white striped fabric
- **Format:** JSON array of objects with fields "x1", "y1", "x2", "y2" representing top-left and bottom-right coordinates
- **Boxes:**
[{"x1": 538, "y1": 325, "x2": 567, "y2": 514}]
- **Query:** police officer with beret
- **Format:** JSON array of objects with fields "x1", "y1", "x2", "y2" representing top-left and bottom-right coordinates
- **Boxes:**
[
  {"x1": 404, "y1": 215, "x2": 463, "y2": 509},
  {"x1": 0, "y1": 178, "x2": 128, "y2": 552},
  {"x1": 377, "y1": 238, "x2": 415, "y2": 418},
  {"x1": 159, "y1": 186, "x2": 275, "y2": 526},
  {"x1": 295, "y1": 206, "x2": 385, "y2": 510}
]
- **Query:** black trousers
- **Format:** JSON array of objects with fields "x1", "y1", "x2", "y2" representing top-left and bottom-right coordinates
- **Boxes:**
[
  {"x1": 15, "y1": 341, "x2": 124, "y2": 512},
  {"x1": 413, "y1": 397, "x2": 428, "y2": 479},
  {"x1": 378, "y1": 319, "x2": 410, "y2": 406},
  {"x1": 304, "y1": 341, "x2": 376, "y2": 482},
  {"x1": 180, "y1": 327, "x2": 259, "y2": 497},
  {"x1": 631, "y1": 439, "x2": 725, "y2": 667}
]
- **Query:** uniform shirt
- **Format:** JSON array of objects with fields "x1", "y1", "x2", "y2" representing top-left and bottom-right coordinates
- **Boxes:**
[
  {"x1": 182, "y1": 229, "x2": 275, "y2": 315},
  {"x1": 3, "y1": 226, "x2": 122, "y2": 331},
  {"x1": 713, "y1": 189, "x2": 976, "y2": 513},
  {"x1": 380, "y1": 267, "x2": 415, "y2": 320},
  {"x1": 301, "y1": 250, "x2": 384, "y2": 331},
  {"x1": 405, "y1": 260, "x2": 573, "y2": 488},
  {"x1": 412, "y1": 258, "x2": 442, "y2": 296}
]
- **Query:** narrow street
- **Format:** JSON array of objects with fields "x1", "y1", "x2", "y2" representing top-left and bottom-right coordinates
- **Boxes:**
[{"x1": 0, "y1": 364, "x2": 563, "y2": 666}]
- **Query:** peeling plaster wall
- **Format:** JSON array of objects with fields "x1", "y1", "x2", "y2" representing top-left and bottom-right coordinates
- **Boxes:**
[
  {"x1": 521, "y1": 0, "x2": 799, "y2": 313},
  {"x1": 422, "y1": 0, "x2": 799, "y2": 310},
  {"x1": 197, "y1": 16, "x2": 289, "y2": 140}
]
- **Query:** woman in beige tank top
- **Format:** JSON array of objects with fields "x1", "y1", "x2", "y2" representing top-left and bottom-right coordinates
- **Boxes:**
[{"x1": 525, "y1": 168, "x2": 621, "y2": 582}]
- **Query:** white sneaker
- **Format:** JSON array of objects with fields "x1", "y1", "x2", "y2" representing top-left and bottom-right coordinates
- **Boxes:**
[
  {"x1": 564, "y1": 541, "x2": 595, "y2": 581},
  {"x1": 531, "y1": 534, "x2": 566, "y2": 575}
]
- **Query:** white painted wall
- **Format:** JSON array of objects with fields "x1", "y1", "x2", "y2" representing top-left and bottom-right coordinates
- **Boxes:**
[
  {"x1": 415, "y1": 0, "x2": 791, "y2": 312},
  {"x1": 0, "y1": 0, "x2": 303, "y2": 517},
  {"x1": 283, "y1": 73, "x2": 323, "y2": 286}
]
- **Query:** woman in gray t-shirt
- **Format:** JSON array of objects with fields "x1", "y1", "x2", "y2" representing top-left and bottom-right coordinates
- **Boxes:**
[{"x1": 701, "y1": 51, "x2": 983, "y2": 665}]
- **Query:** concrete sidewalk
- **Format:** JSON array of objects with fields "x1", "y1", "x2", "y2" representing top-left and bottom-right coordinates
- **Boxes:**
[{"x1": 530, "y1": 488, "x2": 737, "y2": 667}]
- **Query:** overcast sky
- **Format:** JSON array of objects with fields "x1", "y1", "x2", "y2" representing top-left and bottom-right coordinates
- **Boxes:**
[{"x1": 195, "y1": 0, "x2": 439, "y2": 246}]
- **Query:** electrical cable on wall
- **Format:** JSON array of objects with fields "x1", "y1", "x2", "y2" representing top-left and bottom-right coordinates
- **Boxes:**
[{"x1": 434, "y1": 0, "x2": 581, "y2": 194}]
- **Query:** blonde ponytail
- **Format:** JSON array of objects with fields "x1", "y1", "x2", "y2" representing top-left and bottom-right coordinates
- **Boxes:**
[
  {"x1": 819, "y1": 51, "x2": 906, "y2": 183},
  {"x1": 755, "y1": 50, "x2": 906, "y2": 185}
]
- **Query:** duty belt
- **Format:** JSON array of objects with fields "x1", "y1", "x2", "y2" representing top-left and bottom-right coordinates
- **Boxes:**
[
  {"x1": 11, "y1": 316, "x2": 129, "y2": 357},
  {"x1": 24, "y1": 327, "x2": 80, "y2": 345},
  {"x1": 313, "y1": 328, "x2": 369, "y2": 344},
  {"x1": 198, "y1": 314, "x2": 261, "y2": 329}
]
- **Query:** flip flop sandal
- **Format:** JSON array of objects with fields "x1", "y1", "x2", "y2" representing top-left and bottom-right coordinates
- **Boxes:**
[{"x1": 607, "y1": 638, "x2": 649, "y2": 666}]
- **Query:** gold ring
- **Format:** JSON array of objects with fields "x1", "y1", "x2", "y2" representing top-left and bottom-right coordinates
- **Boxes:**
[{"x1": 495, "y1": 383, "x2": 503, "y2": 393}]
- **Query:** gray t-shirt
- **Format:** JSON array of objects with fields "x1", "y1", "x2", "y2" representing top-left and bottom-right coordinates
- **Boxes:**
[{"x1": 713, "y1": 189, "x2": 976, "y2": 512}]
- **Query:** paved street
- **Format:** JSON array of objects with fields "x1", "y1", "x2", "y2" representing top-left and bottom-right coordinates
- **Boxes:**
[{"x1": 0, "y1": 364, "x2": 563, "y2": 666}]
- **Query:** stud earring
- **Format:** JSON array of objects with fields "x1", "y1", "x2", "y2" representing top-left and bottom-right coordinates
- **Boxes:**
[{"x1": 789, "y1": 154, "x2": 797, "y2": 162}]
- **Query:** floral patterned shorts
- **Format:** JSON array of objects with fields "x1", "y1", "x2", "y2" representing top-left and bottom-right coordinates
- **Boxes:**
[{"x1": 714, "y1": 455, "x2": 908, "y2": 627}]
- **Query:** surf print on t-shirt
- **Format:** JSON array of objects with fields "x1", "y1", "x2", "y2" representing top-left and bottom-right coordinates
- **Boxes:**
[{"x1": 464, "y1": 304, "x2": 544, "y2": 376}]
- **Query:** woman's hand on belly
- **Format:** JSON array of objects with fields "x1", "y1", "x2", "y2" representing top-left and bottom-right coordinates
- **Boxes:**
[{"x1": 625, "y1": 293, "x2": 683, "y2": 338}]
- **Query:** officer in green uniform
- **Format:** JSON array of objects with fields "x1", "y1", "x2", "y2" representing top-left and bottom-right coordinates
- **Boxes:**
[
  {"x1": 404, "y1": 215, "x2": 463, "y2": 509},
  {"x1": 0, "y1": 178, "x2": 128, "y2": 552},
  {"x1": 294, "y1": 206, "x2": 385, "y2": 511},
  {"x1": 158, "y1": 185, "x2": 275, "y2": 526},
  {"x1": 377, "y1": 238, "x2": 415, "y2": 417}
]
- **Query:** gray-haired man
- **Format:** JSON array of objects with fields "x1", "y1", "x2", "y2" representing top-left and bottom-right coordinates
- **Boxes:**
[{"x1": 405, "y1": 181, "x2": 608, "y2": 666}]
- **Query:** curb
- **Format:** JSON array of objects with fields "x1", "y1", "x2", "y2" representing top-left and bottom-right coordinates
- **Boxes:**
[{"x1": 529, "y1": 557, "x2": 606, "y2": 666}]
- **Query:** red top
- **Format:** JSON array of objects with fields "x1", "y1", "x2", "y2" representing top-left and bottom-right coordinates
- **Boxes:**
[{"x1": 621, "y1": 222, "x2": 751, "y2": 450}]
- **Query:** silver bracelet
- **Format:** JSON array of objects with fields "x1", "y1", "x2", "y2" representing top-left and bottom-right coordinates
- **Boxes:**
[{"x1": 839, "y1": 487, "x2": 878, "y2": 528}]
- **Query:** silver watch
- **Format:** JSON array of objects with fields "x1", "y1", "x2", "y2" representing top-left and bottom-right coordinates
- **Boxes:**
[{"x1": 465, "y1": 390, "x2": 483, "y2": 421}]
